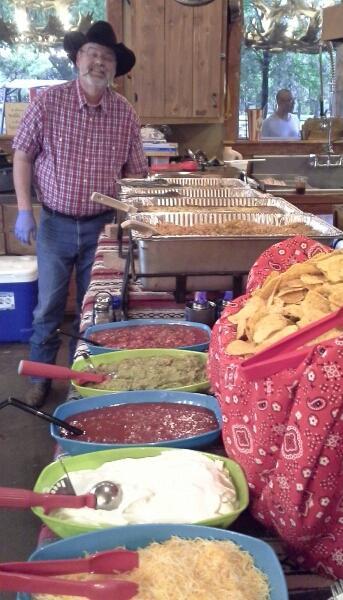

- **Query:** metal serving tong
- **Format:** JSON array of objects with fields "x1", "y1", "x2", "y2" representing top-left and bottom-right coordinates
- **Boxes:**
[
  {"x1": 121, "y1": 219, "x2": 159, "y2": 236},
  {"x1": 241, "y1": 305, "x2": 343, "y2": 380},
  {"x1": 0, "y1": 548, "x2": 138, "y2": 598},
  {"x1": 91, "y1": 191, "x2": 138, "y2": 213}
]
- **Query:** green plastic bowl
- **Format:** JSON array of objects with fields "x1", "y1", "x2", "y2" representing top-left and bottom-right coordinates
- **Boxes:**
[
  {"x1": 71, "y1": 348, "x2": 209, "y2": 397},
  {"x1": 32, "y1": 447, "x2": 249, "y2": 539}
]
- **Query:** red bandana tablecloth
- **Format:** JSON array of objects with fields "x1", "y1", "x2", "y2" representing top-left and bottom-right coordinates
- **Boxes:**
[{"x1": 208, "y1": 236, "x2": 343, "y2": 579}]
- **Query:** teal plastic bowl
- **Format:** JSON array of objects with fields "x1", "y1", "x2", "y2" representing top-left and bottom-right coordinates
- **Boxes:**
[
  {"x1": 84, "y1": 319, "x2": 211, "y2": 353},
  {"x1": 18, "y1": 525, "x2": 288, "y2": 600},
  {"x1": 32, "y1": 447, "x2": 249, "y2": 539},
  {"x1": 51, "y1": 390, "x2": 222, "y2": 454},
  {"x1": 71, "y1": 348, "x2": 209, "y2": 397}
]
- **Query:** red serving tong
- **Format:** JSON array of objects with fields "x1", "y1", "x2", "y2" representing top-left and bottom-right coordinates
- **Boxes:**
[
  {"x1": 241, "y1": 306, "x2": 343, "y2": 380},
  {"x1": 0, "y1": 548, "x2": 138, "y2": 598},
  {"x1": 18, "y1": 360, "x2": 107, "y2": 385}
]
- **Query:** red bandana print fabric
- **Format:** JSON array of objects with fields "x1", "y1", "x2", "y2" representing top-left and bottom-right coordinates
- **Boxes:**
[{"x1": 208, "y1": 236, "x2": 343, "y2": 578}]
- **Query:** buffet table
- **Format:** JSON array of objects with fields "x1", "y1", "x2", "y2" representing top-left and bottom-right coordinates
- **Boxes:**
[{"x1": 58, "y1": 227, "x2": 334, "y2": 599}]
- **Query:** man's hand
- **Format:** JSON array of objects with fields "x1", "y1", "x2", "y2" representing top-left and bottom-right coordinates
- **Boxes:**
[{"x1": 14, "y1": 210, "x2": 37, "y2": 245}]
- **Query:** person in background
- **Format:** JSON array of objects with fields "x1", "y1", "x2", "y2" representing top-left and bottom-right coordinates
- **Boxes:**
[
  {"x1": 13, "y1": 21, "x2": 148, "y2": 408},
  {"x1": 261, "y1": 89, "x2": 301, "y2": 139}
]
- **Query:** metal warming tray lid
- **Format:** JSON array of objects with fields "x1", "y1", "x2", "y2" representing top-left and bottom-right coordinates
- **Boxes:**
[{"x1": 124, "y1": 212, "x2": 341, "y2": 291}]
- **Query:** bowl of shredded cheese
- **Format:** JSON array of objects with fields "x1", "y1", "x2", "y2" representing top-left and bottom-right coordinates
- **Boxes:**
[
  {"x1": 32, "y1": 447, "x2": 249, "y2": 538},
  {"x1": 18, "y1": 524, "x2": 288, "y2": 600}
]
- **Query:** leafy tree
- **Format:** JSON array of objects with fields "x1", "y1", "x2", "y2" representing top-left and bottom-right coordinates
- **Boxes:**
[{"x1": 0, "y1": 0, "x2": 104, "y2": 83}]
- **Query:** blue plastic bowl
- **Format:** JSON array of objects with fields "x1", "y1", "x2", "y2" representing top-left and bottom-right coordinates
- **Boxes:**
[
  {"x1": 51, "y1": 390, "x2": 222, "y2": 454},
  {"x1": 84, "y1": 319, "x2": 211, "y2": 354},
  {"x1": 18, "y1": 524, "x2": 288, "y2": 600}
]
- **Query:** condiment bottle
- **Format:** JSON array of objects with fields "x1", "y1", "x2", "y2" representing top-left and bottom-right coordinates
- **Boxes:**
[
  {"x1": 93, "y1": 292, "x2": 113, "y2": 324},
  {"x1": 185, "y1": 291, "x2": 217, "y2": 328},
  {"x1": 217, "y1": 290, "x2": 233, "y2": 318},
  {"x1": 112, "y1": 295, "x2": 122, "y2": 322}
]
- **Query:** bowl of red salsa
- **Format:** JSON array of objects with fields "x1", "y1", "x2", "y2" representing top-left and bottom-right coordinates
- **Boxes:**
[
  {"x1": 51, "y1": 390, "x2": 222, "y2": 454},
  {"x1": 84, "y1": 319, "x2": 211, "y2": 354}
]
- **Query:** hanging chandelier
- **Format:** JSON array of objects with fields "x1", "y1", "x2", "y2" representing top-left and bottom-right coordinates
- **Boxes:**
[{"x1": 0, "y1": 0, "x2": 92, "y2": 46}]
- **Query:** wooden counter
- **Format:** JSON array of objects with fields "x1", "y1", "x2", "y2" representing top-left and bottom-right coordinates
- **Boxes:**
[
  {"x1": 271, "y1": 191, "x2": 343, "y2": 215},
  {"x1": 224, "y1": 140, "x2": 343, "y2": 157}
]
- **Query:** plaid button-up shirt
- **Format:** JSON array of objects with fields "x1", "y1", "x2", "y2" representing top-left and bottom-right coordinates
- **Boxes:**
[{"x1": 13, "y1": 80, "x2": 148, "y2": 217}]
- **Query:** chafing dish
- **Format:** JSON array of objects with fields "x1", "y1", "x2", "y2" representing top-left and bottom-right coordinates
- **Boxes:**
[{"x1": 125, "y1": 212, "x2": 341, "y2": 291}]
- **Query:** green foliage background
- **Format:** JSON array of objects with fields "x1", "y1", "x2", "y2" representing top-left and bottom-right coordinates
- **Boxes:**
[{"x1": 0, "y1": 0, "x2": 105, "y2": 86}]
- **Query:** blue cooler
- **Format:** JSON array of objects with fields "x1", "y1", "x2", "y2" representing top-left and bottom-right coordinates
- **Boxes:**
[{"x1": 0, "y1": 256, "x2": 38, "y2": 342}]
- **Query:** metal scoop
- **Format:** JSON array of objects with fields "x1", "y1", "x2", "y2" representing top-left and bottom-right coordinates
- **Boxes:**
[{"x1": 0, "y1": 481, "x2": 123, "y2": 511}]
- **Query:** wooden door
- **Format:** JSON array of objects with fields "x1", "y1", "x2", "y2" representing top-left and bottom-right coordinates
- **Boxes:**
[
  {"x1": 128, "y1": 0, "x2": 165, "y2": 118},
  {"x1": 193, "y1": 0, "x2": 224, "y2": 119},
  {"x1": 165, "y1": 0, "x2": 193, "y2": 118}
]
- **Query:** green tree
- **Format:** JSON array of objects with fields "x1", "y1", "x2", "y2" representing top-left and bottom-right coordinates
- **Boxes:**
[{"x1": 0, "y1": 0, "x2": 104, "y2": 83}]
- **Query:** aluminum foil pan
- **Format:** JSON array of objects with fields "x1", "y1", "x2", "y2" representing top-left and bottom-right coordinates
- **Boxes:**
[
  {"x1": 120, "y1": 186, "x2": 259, "y2": 199},
  {"x1": 153, "y1": 176, "x2": 249, "y2": 187},
  {"x1": 121, "y1": 195, "x2": 302, "y2": 214},
  {"x1": 118, "y1": 177, "x2": 183, "y2": 188},
  {"x1": 128, "y1": 211, "x2": 341, "y2": 239}
]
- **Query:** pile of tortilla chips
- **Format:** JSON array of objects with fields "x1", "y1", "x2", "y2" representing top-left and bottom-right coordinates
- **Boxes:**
[{"x1": 226, "y1": 249, "x2": 343, "y2": 357}]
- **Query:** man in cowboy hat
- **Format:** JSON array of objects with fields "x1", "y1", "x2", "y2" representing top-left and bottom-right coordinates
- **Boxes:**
[{"x1": 13, "y1": 21, "x2": 148, "y2": 407}]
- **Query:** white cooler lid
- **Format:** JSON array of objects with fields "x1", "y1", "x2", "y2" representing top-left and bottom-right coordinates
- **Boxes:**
[{"x1": 0, "y1": 256, "x2": 38, "y2": 283}]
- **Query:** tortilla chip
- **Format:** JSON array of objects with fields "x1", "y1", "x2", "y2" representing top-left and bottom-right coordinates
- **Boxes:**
[
  {"x1": 258, "y1": 324, "x2": 298, "y2": 349},
  {"x1": 227, "y1": 296, "x2": 265, "y2": 338},
  {"x1": 300, "y1": 273, "x2": 326, "y2": 285},
  {"x1": 281, "y1": 303, "x2": 304, "y2": 320},
  {"x1": 277, "y1": 289, "x2": 306, "y2": 304},
  {"x1": 279, "y1": 262, "x2": 321, "y2": 282},
  {"x1": 297, "y1": 309, "x2": 329, "y2": 328},
  {"x1": 309, "y1": 250, "x2": 342, "y2": 264},
  {"x1": 316, "y1": 255, "x2": 343, "y2": 283},
  {"x1": 279, "y1": 278, "x2": 304, "y2": 289},
  {"x1": 225, "y1": 339, "x2": 256, "y2": 356},
  {"x1": 253, "y1": 314, "x2": 290, "y2": 344},
  {"x1": 302, "y1": 289, "x2": 331, "y2": 313},
  {"x1": 245, "y1": 304, "x2": 269, "y2": 341},
  {"x1": 256, "y1": 273, "x2": 280, "y2": 301}
]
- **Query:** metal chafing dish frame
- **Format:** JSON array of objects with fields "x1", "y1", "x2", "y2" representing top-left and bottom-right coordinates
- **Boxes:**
[{"x1": 121, "y1": 211, "x2": 342, "y2": 296}]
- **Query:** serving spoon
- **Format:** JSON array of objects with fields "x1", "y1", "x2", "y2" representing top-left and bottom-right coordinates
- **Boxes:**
[
  {"x1": 0, "y1": 480, "x2": 123, "y2": 511},
  {"x1": 18, "y1": 359, "x2": 109, "y2": 385}
]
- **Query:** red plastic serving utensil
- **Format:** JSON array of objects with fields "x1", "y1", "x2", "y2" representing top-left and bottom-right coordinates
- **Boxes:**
[
  {"x1": 18, "y1": 359, "x2": 106, "y2": 385},
  {"x1": 0, "y1": 548, "x2": 138, "y2": 575},
  {"x1": 241, "y1": 306, "x2": 343, "y2": 380},
  {"x1": 0, "y1": 486, "x2": 97, "y2": 510},
  {"x1": 0, "y1": 570, "x2": 138, "y2": 599}
]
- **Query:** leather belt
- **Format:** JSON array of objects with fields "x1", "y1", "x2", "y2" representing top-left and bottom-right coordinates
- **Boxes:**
[{"x1": 42, "y1": 204, "x2": 114, "y2": 222}]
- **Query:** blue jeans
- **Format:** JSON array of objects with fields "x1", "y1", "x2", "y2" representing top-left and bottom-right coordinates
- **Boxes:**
[{"x1": 30, "y1": 207, "x2": 114, "y2": 380}]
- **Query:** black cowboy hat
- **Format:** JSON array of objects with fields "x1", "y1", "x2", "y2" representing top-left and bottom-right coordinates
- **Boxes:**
[{"x1": 63, "y1": 21, "x2": 135, "y2": 77}]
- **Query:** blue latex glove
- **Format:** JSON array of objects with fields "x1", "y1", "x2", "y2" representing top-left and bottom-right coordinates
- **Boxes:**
[{"x1": 14, "y1": 210, "x2": 37, "y2": 245}]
